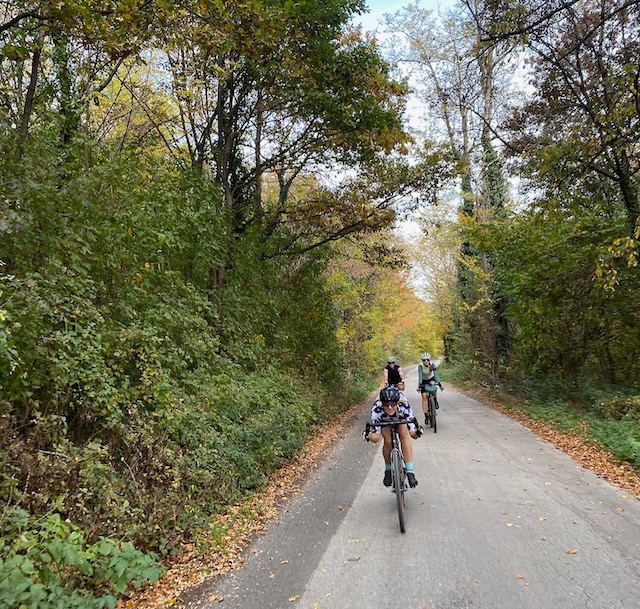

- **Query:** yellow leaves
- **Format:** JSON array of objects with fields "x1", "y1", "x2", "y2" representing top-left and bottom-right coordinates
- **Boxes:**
[
  {"x1": 596, "y1": 232, "x2": 640, "y2": 291},
  {"x1": 565, "y1": 549, "x2": 579, "y2": 555},
  {"x1": 289, "y1": 594, "x2": 301, "y2": 602}
]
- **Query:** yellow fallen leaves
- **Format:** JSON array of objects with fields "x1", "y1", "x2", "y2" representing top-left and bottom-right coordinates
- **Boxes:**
[{"x1": 289, "y1": 594, "x2": 301, "y2": 602}]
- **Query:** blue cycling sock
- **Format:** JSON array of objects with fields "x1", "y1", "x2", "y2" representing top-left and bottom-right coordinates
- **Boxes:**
[
  {"x1": 385, "y1": 463, "x2": 391, "y2": 471},
  {"x1": 405, "y1": 462, "x2": 414, "y2": 473}
]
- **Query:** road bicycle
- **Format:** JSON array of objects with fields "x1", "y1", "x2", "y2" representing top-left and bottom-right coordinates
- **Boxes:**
[
  {"x1": 368, "y1": 416, "x2": 418, "y2": 533},
  {"x1": 425, "y1": 390, "x2": 438, "y2": 433}
]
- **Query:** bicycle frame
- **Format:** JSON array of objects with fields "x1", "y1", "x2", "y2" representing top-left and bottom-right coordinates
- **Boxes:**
[
  {"x1": 422, "y1": 384, "x2": 438, "y2": 433},
  {"x1": 374, "y1": 416, "x2": 416, "y2": 533}
]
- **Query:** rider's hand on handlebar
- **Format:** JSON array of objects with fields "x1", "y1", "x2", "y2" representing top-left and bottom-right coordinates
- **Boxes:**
[{"x1": 362, "y1": 423, "x2": 372, "y2": 442}]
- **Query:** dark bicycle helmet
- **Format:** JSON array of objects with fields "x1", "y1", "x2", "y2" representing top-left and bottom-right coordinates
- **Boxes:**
[{"x1": 380, "y1": 386, "x2": 401, "y2": 403}]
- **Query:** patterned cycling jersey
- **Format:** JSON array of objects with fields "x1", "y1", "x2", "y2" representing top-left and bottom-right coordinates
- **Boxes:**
[{"x1": 370, "y1": 399, "x2": 417, "y2": 433}]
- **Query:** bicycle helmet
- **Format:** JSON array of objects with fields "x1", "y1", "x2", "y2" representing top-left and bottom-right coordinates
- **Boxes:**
[
  {"x1": 421, "y1": 352, "x2": 431, "y2": 361},
  {"x1": 387, "y1": 356, "x2": 396, "y2": 363},
  {"x1": 380, "y1": 386, "x2": 401, "y2": 403}
]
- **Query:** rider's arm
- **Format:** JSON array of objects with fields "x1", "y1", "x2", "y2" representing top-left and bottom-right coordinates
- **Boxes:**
[
  {"x1": 417, "y1": 363, "x2": 423, "y2": 386},
  {"x1": 383, "y1": 367, "x2": 389, "y2": 386},
  {"x1": 432, "y1": 364, "x2": 443, "y2": 387}
]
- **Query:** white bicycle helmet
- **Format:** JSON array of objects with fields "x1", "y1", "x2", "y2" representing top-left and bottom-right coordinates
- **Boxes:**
[
  {"x1": 387, "y1": 356, "x2": 396, "y2": 363},
  {"x1": 421, "y1": 352, "x2": 431, "y2": 361}
]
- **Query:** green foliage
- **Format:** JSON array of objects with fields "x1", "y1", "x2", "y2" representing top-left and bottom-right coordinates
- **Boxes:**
[
  {"x1": 0, "y1": 508, "x2": 159, "y2": 609},
  {"x1": 484, "y1": 204, "x2": 640, "y2": 382},
  {"x1": 0, "y1": 123, "x2": 398, "y2": 599}
]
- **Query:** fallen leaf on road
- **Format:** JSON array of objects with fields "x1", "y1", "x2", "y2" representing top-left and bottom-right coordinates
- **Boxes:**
[
  {"x1": 281, "y1": 560, "x2": 289, "y2": 564},
  {"x1": 347, "y1": 556, "x2": 360, "y2": 562},
  {"x1": 565, "y1": 549, "x2": 578, "y2": 555},
  {"x1": 289, "y1": 594, "x2": 301, "y2": 602}
]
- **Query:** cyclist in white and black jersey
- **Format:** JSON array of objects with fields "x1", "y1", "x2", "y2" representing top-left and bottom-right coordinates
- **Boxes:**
[{"x1": 364, "y1": 385, "x2": 422, "y2": 488}]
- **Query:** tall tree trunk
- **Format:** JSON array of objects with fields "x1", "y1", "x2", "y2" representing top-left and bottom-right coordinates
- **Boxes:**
[{"x1": 16, "y1": 36, "x2": 43, "y2": 160}]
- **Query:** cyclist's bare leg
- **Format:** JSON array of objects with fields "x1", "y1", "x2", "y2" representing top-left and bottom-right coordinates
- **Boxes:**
[
  {"x1": 420, "y1": 391, "x2": 429, "y2": 415},
  {"x1": 380, "y1": 426, "x2": 393, "y2": 464},
  {"x1": 397, "y1": 424, "x2": 413, "y2": 463}
]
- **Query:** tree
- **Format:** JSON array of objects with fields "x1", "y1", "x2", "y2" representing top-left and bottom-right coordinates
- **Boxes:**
[
  {"x1": 381, "y1": 1, "x2": 516, "y2": 375},
  {"x1": 0, "y1": 0, "x2": 170, "y2": 149},
  {"x1": 477, "y1": 0, "x2": 640, "y2": 232}
]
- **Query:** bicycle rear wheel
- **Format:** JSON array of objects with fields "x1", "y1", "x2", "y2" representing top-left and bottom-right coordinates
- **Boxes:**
[{"x1": 391, "y1": 449, "x2": 406, "y2": 533}]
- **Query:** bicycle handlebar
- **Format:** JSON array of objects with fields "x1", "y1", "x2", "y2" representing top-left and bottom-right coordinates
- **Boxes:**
[{"x1": 367, "y1": 416, "x2": 418, "y2": 428}]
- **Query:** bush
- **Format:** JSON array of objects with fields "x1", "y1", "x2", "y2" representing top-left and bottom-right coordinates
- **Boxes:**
[{"x1": 0, "y1": 508, "x2": 160, "y2": 609}]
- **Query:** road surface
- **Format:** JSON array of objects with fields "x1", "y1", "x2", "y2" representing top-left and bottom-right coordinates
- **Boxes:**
[{"x1": 181, "y1": 365, "x2": 640, "y2": 609}]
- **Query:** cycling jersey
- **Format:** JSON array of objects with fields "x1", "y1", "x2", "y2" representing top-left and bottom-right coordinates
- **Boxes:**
[
  {"x1": 370, "y1": 399, "x2": 417, "y2": 433},
  {"x1": 385, "y1": 364, "x2": 402, "y2": 386}
]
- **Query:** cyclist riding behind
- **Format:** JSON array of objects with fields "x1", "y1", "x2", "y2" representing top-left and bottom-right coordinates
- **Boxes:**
[
  {"x1": 364, "y1": 385, "x2": 422, "y2": 488},
  {"x1": 384, "y1": 356, "x2": 404, "y2": 387},
  {"x1": 418, "y1": 352, "x2": 444, "y2": 425}
]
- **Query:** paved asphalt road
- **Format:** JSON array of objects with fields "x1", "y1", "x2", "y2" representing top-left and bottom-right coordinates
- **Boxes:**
[{"x1": 181, "y1": 366, "x2": 640, "y2": 609}]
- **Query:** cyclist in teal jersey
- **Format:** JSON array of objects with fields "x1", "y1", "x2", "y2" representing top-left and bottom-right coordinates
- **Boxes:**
[{"x1": 418, "y1": 352, "x2": 444, "y2": 425}]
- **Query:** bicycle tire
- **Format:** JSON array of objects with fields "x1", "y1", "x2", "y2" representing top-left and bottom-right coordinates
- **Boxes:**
[
  {"x1": 432, "y1": 395, "x2": 437, "y2": 433},
  {"x1": 427, "y1": 394, "x2": 436, "y2": 433},
  {"x1": 391, "y1": 449, "x2": 406, "y2": 533}
]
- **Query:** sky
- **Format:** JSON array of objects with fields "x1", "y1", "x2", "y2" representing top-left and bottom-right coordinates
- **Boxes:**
[{"x1": 354, "y1": 0, "x2": 454, "y2": 33}]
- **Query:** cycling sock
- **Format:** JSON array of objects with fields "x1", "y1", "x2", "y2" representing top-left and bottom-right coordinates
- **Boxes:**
[
  {"x1": 385, "y1": 463, "x2": 391, "y2": 472},
  {"x1": 405, "y1": 462, "x2": 414, "y2": 473}
]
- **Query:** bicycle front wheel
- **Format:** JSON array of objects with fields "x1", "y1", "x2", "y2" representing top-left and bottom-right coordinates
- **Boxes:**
[
  {"x1": 391, "y1": 449, "x2": 406, "y2": 533},
  {"x1": 429, "y1": 394, "x2": 437, "y2": 433},
  {"x1": 432, "y1": 396, "x2": 437, "y2": 433}
]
